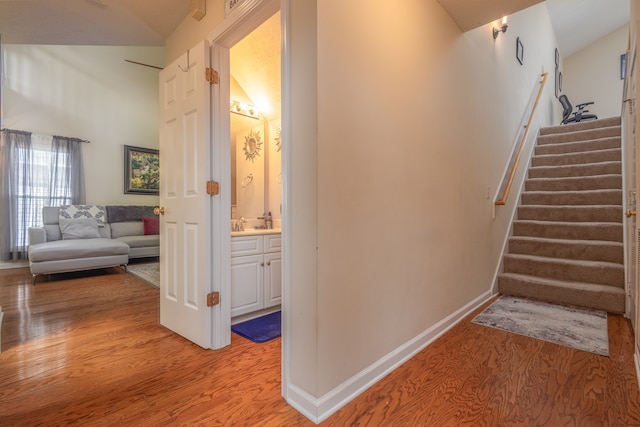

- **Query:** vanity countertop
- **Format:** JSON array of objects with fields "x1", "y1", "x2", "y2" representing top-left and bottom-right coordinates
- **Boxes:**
[{"x1": 231, "y1": 228, "x2": 281, "y2": 237}]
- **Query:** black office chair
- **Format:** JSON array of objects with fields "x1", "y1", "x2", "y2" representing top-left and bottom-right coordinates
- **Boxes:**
[{"x1": 559, "y1": 94, "x2": 598, "y2": 124}]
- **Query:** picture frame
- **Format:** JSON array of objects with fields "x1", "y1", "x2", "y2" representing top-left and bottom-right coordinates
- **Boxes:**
[
  {"x1": 621, "y1": 53, "x2": 627, "y2": 80},
  {"x1": 558, "y1": 72, "x2": 562, "y2": 92},
  {"x1": 516, "y1": 37, "x2": 524, "y2": 65},
  {"x1": 124, "y1": 145, "x2": 160, "y2": 195}
]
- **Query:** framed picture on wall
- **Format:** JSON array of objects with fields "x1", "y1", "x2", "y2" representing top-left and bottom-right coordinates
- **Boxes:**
[
  {"x1": 124, "y1": 145, "x2": 160, "y2": 195},
  {"x1": 516, "y1": 37, "x2": 524, "y2": 65}
]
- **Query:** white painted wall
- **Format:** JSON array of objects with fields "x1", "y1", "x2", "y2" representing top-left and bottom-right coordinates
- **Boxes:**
[
  {"x1": 312, "y1": 0, "x2": 560, "y2": 400},
  {"x1": 563, "y1": 24, "x2": 629, "y2": 120},
  {"x1": 2, "y1": 45, "x2": 163, "y2": 206},
  {"x1": 166, "y1": 0, "x2": 565, "y2": 420},
  {"x1": 165, "y1": 0, "x2": 225, "y2": 66}
]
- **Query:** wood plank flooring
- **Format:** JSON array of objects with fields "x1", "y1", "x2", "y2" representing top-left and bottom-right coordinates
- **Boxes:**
[{"x1": 1, "y1": 266, "x2": 640, "y2": 426}]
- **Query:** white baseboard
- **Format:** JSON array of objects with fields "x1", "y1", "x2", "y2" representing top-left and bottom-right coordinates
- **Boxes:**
[{"x1": 285, "y1": 290, "x2": 494, "y2": 424}]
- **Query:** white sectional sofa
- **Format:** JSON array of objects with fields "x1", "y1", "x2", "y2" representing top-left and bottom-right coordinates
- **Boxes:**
[{"x1": 28, "y1": 205, "x2": 159, "y2": 283}]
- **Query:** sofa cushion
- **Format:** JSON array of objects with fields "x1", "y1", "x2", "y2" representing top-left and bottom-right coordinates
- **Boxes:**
[
  {"x1": 111, "y1": 222, "x2": 143, "y2": 238},
  {"x1": 59, "y1": 205, "x2": 107, "y2": 226},
  {"x1": 29, "y1": 238, "x2": 129, "y2": 262},
  {"x1": 59, "y1": 218, "x2": 101, "y2": 240},
  {"x1": 142, "y1": 217, "x2": 159, "y2": 235},
  {"x1": 114, "y1": 235, "x2": 159, "y2": 249},
  {"x1": 106, "y1": 206, "x2": 156, "y2": 223}
]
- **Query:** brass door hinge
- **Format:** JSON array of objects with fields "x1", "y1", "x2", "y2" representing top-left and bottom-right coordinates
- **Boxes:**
[
  {"x1": 206, "y1": 68, "x2": 219, "y2": 84},
  {"x1": 206, "y1": 180, "x2": 219, "y2": 195},
  {"x1": 207, "y1": 291, "x2": 220, "y2": 307}
]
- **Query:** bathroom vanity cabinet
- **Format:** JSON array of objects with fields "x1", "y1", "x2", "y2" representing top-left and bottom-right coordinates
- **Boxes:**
[{"x1": 230, "y1": 233, "x2": 282, "y2": 318}]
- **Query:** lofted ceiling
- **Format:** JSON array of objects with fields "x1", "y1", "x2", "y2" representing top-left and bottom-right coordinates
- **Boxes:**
[
  {"x1": 436, "y1": 0, "x2": 630, "y2": 57},
  {"x1": 435, "y1": 0, "x2": 545, "y2": 33},
  {"x1": 546, "y1": 0, "x2": 630, "y2": 57},
  {"x1": 0, "y1": 0, "x2": 631, "y2": 57},
  {"x1": 0, "y1": 0, "x2": 190, "y2": 46},
  {"x1": 0, "y1": 0, "x2": 630, "y2": 119}
]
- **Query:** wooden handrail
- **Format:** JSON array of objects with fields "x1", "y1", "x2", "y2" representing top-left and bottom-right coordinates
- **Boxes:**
[{"x1": 495, "y1": 72, "x2": 548, "y2": 206}]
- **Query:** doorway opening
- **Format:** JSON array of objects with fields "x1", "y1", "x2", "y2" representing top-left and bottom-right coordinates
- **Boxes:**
[
  {"x1": 208, "y1": 0, "x2": 284, "y2": 350},
  {"x1": 229, "y1": 11, "x2": 282, "y2": 329}
]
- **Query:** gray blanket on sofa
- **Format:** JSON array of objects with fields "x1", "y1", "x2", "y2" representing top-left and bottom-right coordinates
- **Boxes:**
[{"x1": 106, "y1": 206, "x2": 156, "y2": 223}]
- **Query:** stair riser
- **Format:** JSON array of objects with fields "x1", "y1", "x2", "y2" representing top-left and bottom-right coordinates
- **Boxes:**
[
  {"x1": 528, "y1": 162, "x2": 621, "y2": 179},
  {"x1": 508, "y1": 239, "x2": 623, "y2": 263},
  {"x1": 540, "y1": 117, "x2": 621, "y2": 135},
  {"x1": 525, "y1": 176, "x2": 621, "y2": 192},
  {"x1": 497, "y1": 275, "x2": 625, "y2": 314},
  {"x1": 502, "y1": 256, "x2": 624, "y2": 287},
  {"x1": 513, "y1": 221, "x2": 623, "y2": 242},
  {"x1": 501, "y1": 117, "x2": 625, "y2": 314},
  {"x1": 517, "y1": 206, "x2": 622, "y2": 223},
  {"x1": 537, "y1": 127, "x2": 621, "y2": 144},
  {"x1": 535, "y1": 137, "x2": 620, "y2": 156},
  {"x1": 532, "y1": 149, "x2": 621, "y2": 167},
  {"x1": 520, "y1": 191, "x2": 622, "y2": 206}
]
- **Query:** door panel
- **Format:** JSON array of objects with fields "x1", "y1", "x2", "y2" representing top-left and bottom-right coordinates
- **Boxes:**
[{"x1": 159, "y1": 40, "x2": 213, "y2": 349}]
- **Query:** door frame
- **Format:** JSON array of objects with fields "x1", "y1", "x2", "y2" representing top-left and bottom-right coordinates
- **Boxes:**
[{"x1": 207, "y1": 0, "x2": 289, "y2": 380}]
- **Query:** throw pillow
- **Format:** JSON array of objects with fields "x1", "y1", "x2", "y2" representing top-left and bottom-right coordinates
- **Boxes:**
[
  {"x1": 142, "y1": 217, "x2": 159, "y2": 235},
  {"x1": 59, "y1": 218, "x2": 101, "y2": 240}
]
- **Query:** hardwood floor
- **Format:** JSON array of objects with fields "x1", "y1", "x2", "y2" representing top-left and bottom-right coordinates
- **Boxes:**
[{"x1": 1, "y1": 267, "x2": 640, "y2": 426}]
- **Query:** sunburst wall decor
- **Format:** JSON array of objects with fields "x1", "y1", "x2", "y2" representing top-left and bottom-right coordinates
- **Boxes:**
[{"x1": 243, "y1": 129, "x2": 263, "y2": 162}]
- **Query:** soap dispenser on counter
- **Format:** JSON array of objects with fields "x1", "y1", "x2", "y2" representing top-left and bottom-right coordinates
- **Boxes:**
[{"x1": 265, "y1": 212, "x2": 273, "y2": 230}]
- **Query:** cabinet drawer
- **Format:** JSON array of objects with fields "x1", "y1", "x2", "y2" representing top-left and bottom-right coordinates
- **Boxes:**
[
  {"x1": 264, "y1": 234, "x2": 281, "y2": 253},
  {"x1": 231, "y1": 235, "x2": 263, "y2": 257}
]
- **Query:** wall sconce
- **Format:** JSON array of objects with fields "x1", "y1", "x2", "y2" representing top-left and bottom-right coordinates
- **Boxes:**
[
  {"x1": 493, "y1": 16, "x2": 508, "y2": 39},
  {"x1": 230, "y1": 100, "x2": 260, "y2": 120}
]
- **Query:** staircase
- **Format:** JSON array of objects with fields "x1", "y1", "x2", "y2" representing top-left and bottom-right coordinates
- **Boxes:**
[{"x1": 498, "y1": 116, "x2": 626, "y2": 314}]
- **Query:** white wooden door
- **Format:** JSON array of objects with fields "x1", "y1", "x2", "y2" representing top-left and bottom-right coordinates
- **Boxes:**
[{"x1": 159, "y1": 40, "x2": 214, "y2": 348}]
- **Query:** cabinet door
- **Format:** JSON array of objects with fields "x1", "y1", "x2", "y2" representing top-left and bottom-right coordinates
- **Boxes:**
[
  {"x1": 230, "y1": 255, "x2": 264, "y2": 317},
  {"x1": 264, "y1": 252, "x2": 282, "y2": 308}
]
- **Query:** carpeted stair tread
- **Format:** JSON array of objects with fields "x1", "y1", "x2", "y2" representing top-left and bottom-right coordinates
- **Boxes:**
[
  {"x1": 499, "y1": 116, "x2": 624, "y2": 313},
  {"x1": 508, "y1": 236, "x2": 623, "y2": 263},
  {"x1": 524, "y1": 174, "x2": 622, "y2": 191},
  {"x1": 498, "y1": 273, "x2": 625, "y2": 314},
  {"x1": 512, "y1": 220, "x2": 623, "y2": 242},
  {"x1": 531, "y1": 148, "x2": 621, "y2": 167},
  {"x1": 537, "y1": 126, "x2": 621, "y2": 145},
  {"x1": 502, "y1": 253, "x2": 624, "y2": 287},
  {"x1": 520, "y1": 189, "x2": 622, "y2": 206},
  {"x1": 517, "y1": 205, "x2": 622, "y2": 222},
  {"x1": 528, "y1": 161, "x2": 621, "y2": 179},
  {"x1": 539, "y1": 117, "x2": 621, "y2": 135},
  {"x1": 534, "y1": 136, "x2": 621, "y2": 156}
]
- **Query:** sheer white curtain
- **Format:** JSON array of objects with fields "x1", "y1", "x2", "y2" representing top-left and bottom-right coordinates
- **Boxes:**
[{"x1": 0, "y1": 130, "x2": 86, "y2": 260}]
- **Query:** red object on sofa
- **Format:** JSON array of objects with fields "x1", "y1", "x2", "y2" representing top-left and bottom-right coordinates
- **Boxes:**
[{"x1": 142, "y1": 217, "x2": 159, "y2": 235}]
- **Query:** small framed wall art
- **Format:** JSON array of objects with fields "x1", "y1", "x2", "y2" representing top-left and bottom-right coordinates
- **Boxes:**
[
  {"x1": 124, "y1": 145, "x2": 160, "y2": 195},
  {"x1": 516, "y1": 37, "x2": 524, "y2": 65}
]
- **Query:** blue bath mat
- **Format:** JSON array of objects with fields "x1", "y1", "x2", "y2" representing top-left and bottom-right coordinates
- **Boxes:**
[{"x1": 232, "y1": 311, "x2": 281, "y2": 343}]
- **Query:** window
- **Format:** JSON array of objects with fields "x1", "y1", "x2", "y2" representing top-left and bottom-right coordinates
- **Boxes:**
[{"x1": 1, "y1": 130, "x2": 85, "y2": 260}]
